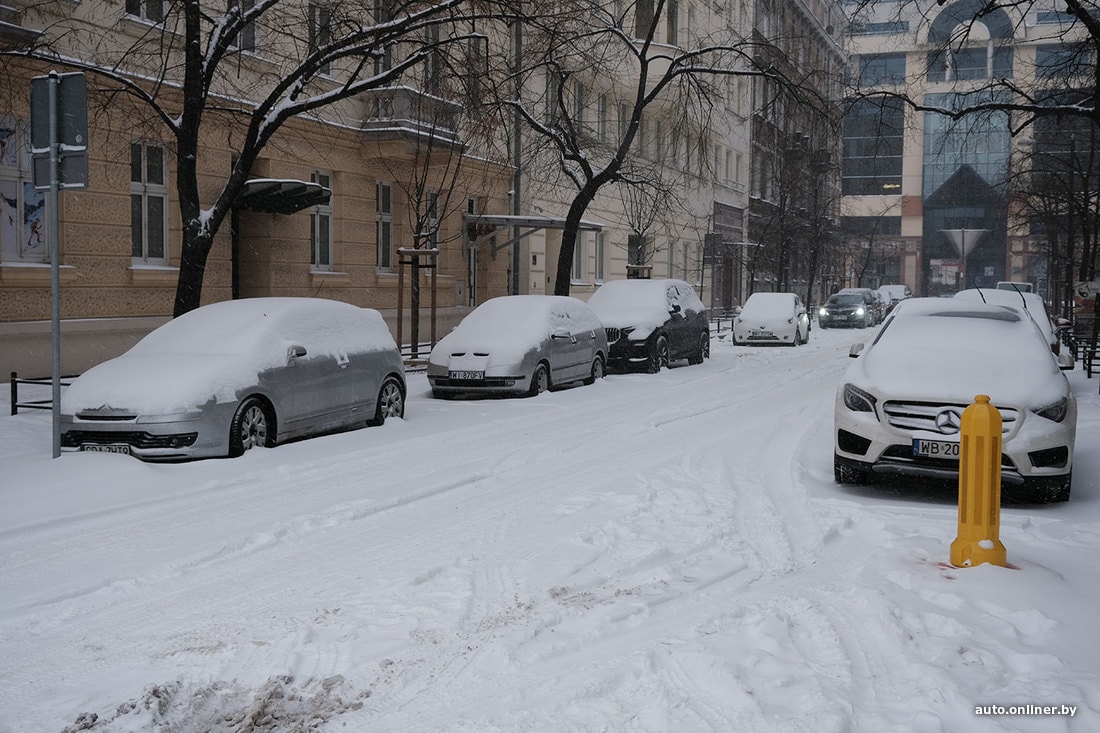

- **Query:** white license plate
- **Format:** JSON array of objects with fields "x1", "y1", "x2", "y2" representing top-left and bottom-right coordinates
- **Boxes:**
[
  {"x1": 750, "y1": 330, "x2": 773, "y2": 338},
  {"x1": 449, "y1": 370, "x2": 485, "y2": 381},
  {"x1": 80, "y1": 443, "x2": 132, "y2": 455},
  {"x1": 913, "y1": 439, "x2": 959, "y2": 460}
]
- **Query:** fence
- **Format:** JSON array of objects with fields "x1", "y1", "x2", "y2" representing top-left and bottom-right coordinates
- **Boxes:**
[{"x1": 9, "y1": 372, "x2": 74, "y2": 415}]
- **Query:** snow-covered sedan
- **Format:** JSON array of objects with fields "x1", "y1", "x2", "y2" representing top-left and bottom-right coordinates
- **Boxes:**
[
  {"x1": 733, "y1": 291, "x2": 810, "y2": 346},
  {"x1": 585, "y1": 278, "x2": 710, "y2": 372},
  {"x1": 427, "y1": 295, "x2": 607, "y2": 398},
  {"x1": 833, "y1": 298, "x2": 1076, "y2": 503},
  {"x1": 61, "y1": 298, "x2": 406, "y2": 460}
]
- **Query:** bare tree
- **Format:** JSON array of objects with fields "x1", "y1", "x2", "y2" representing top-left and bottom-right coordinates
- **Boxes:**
[
  {"x1": 2, "y1": 0, "x2": 497, "y2": 316},
  {"x1": 497, "y1": 0, "x2": 828, "y2": 295}
]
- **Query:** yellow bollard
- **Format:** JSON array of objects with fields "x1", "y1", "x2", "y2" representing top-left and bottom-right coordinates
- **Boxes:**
[{"x1": 950, "y1": 395, "x2": 1007, "y2": 568}]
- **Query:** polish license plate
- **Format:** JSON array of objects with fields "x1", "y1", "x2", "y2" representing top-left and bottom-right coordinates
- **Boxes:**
[
  {"x1": 449, "y1": 370, "x2": 485, "y2": 381},
  {"x1": 80, "y1": 443, "x2": 132, "y2": 455},
  {"x1": 750, "y1": 330, "x2": 772, "y2": 338},
  {"x1": 912, "y1": 438, "x2": 959, "y2": 460}
]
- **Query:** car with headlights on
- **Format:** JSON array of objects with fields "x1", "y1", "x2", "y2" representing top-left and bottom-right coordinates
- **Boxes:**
[
  {"x1": 585, "y1": 278, "x2": 710, "y2": 372},
  {"x1": 427, "y1": 295, "x2": 607, "y2": 398},
  {"x1": 833, "y1": 298, "x2": 1076, "y2": 503},
  {"x1": 61, "y1": 298, "x2": 407, "y2": 461},
  {"x1": 732, "y1": 292, "x2": 810, "y2": 346},
  {"x1": 817, "y1": 291, "x2": 875, "y2": 329}
]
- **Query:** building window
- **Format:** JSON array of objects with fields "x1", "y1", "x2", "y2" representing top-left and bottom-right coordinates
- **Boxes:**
[
  {"x1": 309, "y1": 1, "x2": 332, "y2": 75},
  {"x1": 125, "y1": 0, "x2": 165, "y2": 23},
  {"x1": 927, "y1": 46, "x2": 1013, "y2": 82},
  {"x1": 851, "y1": 20, "x2": 909, "y2": 36},
  {"x1": 841, "y1": 98, "x2": 904, "y2": 195},
  {"x1": 0, "y1": 120, "x2": 48, "y2": 265},
  {"x1": 857, "y1": 53, "x2": 906, "y2": 86},
  {"x1": 227, "y1": 0, "x2": 257, "y2": 52},
  {"x1": 666, "y1": 0, "x2": 678, "y2": 44},
  {"x1": 571, "y1": 233, "x2": 585, "y2": 282},
  {"x1": 635, "y1": 0, "x2": 654, "y2": 38},
  {"x1": 377, "y1": 181, "x2": 394, "y2": 271},
  {"x1": 1035, "y1": 43, "x2": 1091, "y2": 79},
  {"x1": 593, "y1": 231, "x2": 605, "y2": 282},
  {"x1": 374, "y1": 0, "x2": 394, "y2": 73},
  {"x1": 668, "y1": 240, "x2": 677, "y2": 277},
  {"x1": 310, "y1": 171, "x2": 332, "y2": 271},
  {"x1": 424, "y1": 24, "x2": 442, "y2": 95},
  {"x1": 130, "y1": 142, "x2": 168, "y2": 265},
  {"x1": 425, "y1": 191, "x2": 439, "y2": 248},
  {"x1": 597, "y1": 94, "x2": 608, "y2": 141}
]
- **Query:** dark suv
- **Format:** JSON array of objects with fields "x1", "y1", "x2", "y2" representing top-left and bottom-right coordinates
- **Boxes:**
[{"x1": 818, "y1": 292, "x2": 876, "y2": 329}]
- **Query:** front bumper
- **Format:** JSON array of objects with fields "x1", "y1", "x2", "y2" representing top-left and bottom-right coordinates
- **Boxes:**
[{"x1": 60, "y1": 405, "x2": 232, "y2": 461}]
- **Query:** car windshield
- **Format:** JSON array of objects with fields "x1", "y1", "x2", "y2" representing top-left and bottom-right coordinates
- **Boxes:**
[{"x1": 827, "y1": 294, "x2": 863, "y2": 306}]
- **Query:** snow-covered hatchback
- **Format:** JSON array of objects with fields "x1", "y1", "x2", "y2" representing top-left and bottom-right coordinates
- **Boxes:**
[{"x1": 833, "y1": 298, "x2": 1076, "y2": 503}]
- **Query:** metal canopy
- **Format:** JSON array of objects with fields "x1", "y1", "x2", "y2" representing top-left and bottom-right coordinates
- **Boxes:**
[
  {"x1": 235, "y1": 178, "x2": 331, "y2": 215},
  {"x1": 463, "y1": 214, "x2": 604, "y2": 255}
]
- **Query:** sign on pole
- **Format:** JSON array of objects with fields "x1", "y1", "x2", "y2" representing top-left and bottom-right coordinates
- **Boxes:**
[
  {"x1": 30, "y1": 70, "x2": 88, "y2": 458},
  {"x1": 31, "y1": 72, "x2": 88, "y2": 189}
]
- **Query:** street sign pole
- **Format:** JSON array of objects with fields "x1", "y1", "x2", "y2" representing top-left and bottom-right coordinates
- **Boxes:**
[
  {"x1": 31, "y1": 70, "x2": 88, "y2": 458},
  {"x1": 48, "y1": 73, "x2": 61, "y2": 458}
]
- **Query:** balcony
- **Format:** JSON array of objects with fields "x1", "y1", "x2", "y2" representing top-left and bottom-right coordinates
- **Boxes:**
[{"x1": 360, "y1": 86, "x2": 462, "y2": 148}]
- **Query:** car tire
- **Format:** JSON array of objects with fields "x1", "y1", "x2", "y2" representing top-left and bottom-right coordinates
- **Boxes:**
[
  {"x1": 648, "y1": 336, "x2": 670, "y2": 373},
  {"x1": 527, "y1": 362, "x2": 550, "y2": 396},
  {"x1": 688, "y1": 332, "x2": 710, "y2": 364},
  {"x1": 791, "y1": 328, "x2": 803, "y2": 347},
  {"x1": 834, "y1": 454, "x2": 868, "y2": 485},
  {"x1": 229, "y1": 397, "x2": 274, "y2": 457},
  {"x1": 583, "y1": 355, "x2": 605, "y2": 385},
  {"x1": 369, "y1": 376, "x2": 405, "y2": 426}
]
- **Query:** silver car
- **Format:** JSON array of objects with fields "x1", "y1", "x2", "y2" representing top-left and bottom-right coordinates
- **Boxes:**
[
  {"x1": 61, "y1": 298, "x2": 406, "y2": 460},
  {"x1": 427, "y1": 295, "x2": 608, "y2": 398}
]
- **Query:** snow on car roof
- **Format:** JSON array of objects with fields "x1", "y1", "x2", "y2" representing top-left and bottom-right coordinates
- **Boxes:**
[
  {"x1": 741, "y1": 292, "x2": 797, "y2": 318},
  {"x1": 586, "y1": 279, "x2": 703, "y2": 329}
]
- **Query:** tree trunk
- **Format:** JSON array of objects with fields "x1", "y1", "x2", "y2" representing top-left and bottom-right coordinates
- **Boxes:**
[
  {"x1": 553, "y1": 188, "x2": 600, "y2": 296},
  {"x1": 173, "y1": 228, "x2": 214, "y2": 317}
]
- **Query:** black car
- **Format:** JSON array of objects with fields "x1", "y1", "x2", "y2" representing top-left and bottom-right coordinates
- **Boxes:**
[
  {"x1": 817, "y1": 292, "x2": 875, "y2": 329},
  {"x1": 586, "y1": 278, "x2": 711, "y2": 372}
]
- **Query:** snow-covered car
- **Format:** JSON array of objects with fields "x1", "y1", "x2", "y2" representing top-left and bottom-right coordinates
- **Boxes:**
[
  {"x1": 817, "y1": 291, "x2": 875, "y2": 329},
  {"x1": 733, "y1": 292, "x2": 810, "y2": 346},
  {"x1": 427, "y1": 295, "x2": 607, "y2": 398},
  {"x1": 61, "y1": 298, "x2": 406, "y2": 461},
  {"x1": 585, "y1": 278, "x2": 710, "y2": 372},
  {"x1": 953, "y1": 287, "x2": 1061, "y2": 355},
  {"x1": 834, "y1": 298, "x2": 1077, "y2": 503}
]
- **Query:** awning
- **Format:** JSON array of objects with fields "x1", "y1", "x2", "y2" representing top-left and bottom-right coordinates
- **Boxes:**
[
  {"x1": 235, "y1": 178, "x2": 331, "y2": 215},
  {"x1": 463, "y1": 214, "x2": 604, "y2": 254}
]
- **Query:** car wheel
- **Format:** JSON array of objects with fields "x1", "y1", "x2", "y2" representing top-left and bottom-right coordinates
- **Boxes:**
[
  {"x1": 648, "y1": 336, "x2": 670, "y2": 373},
  {"x1": 370, "y1": 376, "x2": 405, "y2": 426},
  {"x1": 527, "y1": 362, "x2": 550, "y2": 396},
  {"x1": 229, "y1": 397, "x2": 274, "y2": 457},
  {"x1": 790, "y1": 328, "x2": 803, "y2": 347},
  {"x1": 688, "y1": 332, "x2": 710, "y2": 364},
  {"x1": 583, "y1": 355, "x2": 605, "y2": 385},
  {"x1": 834, "y1": 454, "x2": 868, "y2": 485}
]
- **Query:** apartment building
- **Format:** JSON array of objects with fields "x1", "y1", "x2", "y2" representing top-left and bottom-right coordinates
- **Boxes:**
[
  {"x1": 0, "y1": 1, "x2": 512, "y2": 377},
  {"x1": 841, "y1": 0, "x2": 1094, "y2": 302}
]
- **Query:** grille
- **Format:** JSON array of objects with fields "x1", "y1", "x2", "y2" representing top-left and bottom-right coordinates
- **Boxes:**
[
  {"x1": 62, "y1": 430, "x2": 198, "y2": 449},
  {"x1": 604, "y1": 327, "x2": 622, "y2": 343},
  {"x1": 882, "y1": 401, "x2": 1017, "y2": 435}
]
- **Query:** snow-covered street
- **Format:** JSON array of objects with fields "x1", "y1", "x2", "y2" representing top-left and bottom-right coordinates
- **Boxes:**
[{"x1": 2, "y1": 325, "x2": 1098, "y2": 732}]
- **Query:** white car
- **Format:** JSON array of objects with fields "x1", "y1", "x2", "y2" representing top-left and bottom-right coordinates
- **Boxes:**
[
  {"x1": 427, "y1": 295, "x2": 608, "y2": 398},
  {"x1": 834, "y1": 298, "x2": 1076, "y2": 503},
  {"x1": 733, "y1": 292, "x2": 810, "y2": 346},
  {"x1": 953, "y1": 287, "x2": 1061, "y2": 355}
]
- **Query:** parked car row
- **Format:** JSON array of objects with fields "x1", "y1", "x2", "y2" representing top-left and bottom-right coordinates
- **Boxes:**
[
  {"x1": 833, "y1": 296, "x2": 1077, "y2": 504},
  {"x1": 60, "y1": 282, "x2": 712, "y2": 461}
]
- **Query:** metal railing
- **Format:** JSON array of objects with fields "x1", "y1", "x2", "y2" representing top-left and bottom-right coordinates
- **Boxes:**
[{"x1": 9, "y1": 371, "x2": 74, "y2": 415}]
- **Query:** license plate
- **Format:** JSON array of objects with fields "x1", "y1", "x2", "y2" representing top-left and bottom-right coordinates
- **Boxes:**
[
  {"x1": 80, "y1": 444, "x2": 132, "y2": 455},
  {"x1": 912, "y1": 438, "x2": 959, "y2": 460},
  {"x1": 449, "y1": 370, "x2": 484, "y2": 381},
  {"x1": 750, "y1": 330, "x2": 772, "y2": 338}
]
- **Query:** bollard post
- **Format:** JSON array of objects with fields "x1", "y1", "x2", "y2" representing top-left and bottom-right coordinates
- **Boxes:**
[{"x1": 950, "y1": 395, "x2": 1007, "y2": 568}]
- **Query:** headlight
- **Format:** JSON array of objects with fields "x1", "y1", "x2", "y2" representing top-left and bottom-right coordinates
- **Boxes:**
[
  {"x1": 819, "y1": 308, "x2": 827, "y2": 316},
  {"x1": 842, "y1": 384, "x2": 877, "y2": 414},
  {"x1": 855, "y1": 307, "x2": 865, "y2": 316},
  {"x1": 1032, "y1": 397, "x2": 1069, "y2": 423},
  {"x1": 137, "y1": 410, "x2": 203, "y2": 424}
]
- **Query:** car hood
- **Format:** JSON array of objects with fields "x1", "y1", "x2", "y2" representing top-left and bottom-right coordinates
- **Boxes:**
[
  {"x1": 428, "y1": 331, "x2": 538, "y2": 369},
  {"x1": 63, "y1": 353, "x2": 253, "y2": 415},
  {"x1": 847, "y1": 341, "x2": 1068, "y2": 408}
]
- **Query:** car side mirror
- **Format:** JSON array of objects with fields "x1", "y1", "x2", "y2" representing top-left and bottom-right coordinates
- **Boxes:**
[
  {"x1": 287, "y1": 345, "x2": 307, "y2": 363},
  {"x1": 1057, "y1": 352, "x2": 1074, "y2": 370},
  {"x1": 550, "y1": 328, "x2": 575, "y2": 343},
  {"x1": 669, "y1": 304, "x2": 682, "y2": 314},
  {"x1": 849, "y1": 343, "x2": 865, "y2": 358}
]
